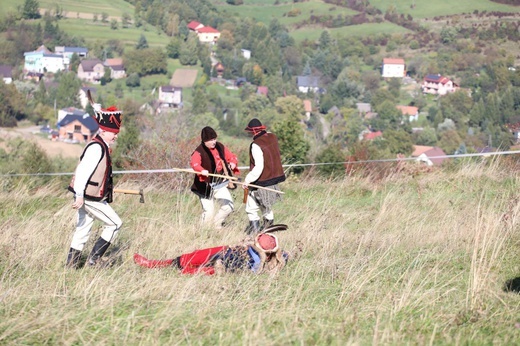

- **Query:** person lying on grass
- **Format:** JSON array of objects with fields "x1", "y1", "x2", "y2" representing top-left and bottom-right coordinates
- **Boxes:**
[{"x1": 134, "y1": 224, "x2": 290, "y2": 275}]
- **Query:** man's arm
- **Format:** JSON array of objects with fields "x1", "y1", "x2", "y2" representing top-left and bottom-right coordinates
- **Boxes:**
[
  {"x1": 72, "y1": 144, "x2": 102, "y2": 208},
  {"x1": 244, "y1": 143, "x2": 264, "y2": 184}
]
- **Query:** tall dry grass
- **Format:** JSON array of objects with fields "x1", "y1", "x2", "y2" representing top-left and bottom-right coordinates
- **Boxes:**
[{"x1": 1, "y1": 159, "x2": 520, "y2": 344}]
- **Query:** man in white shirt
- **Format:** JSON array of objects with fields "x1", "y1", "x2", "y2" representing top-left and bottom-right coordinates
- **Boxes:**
[{"x1": 66, "y1": 104, "x2": 123, "y2": 268}]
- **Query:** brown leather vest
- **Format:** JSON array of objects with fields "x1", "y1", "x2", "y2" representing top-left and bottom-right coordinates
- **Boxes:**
[
  {"x1": 68, "y1": 135, "x2": 113, "y2": 202},
  {"x1": 249, "y1": 131, "x2": 286, "y2": 187},
  {"x1": 191, "y1": 142, "x2": 229, "y2": 198}
]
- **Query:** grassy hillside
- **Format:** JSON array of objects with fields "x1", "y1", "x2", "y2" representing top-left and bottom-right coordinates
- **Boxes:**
[{"x1": 1, "y1": 159, "x2": 520, "y2": 344}]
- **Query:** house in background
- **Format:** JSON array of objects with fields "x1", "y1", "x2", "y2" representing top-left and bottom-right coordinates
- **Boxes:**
[
  {"x1": 412, "y1": 145, "x2": 447, "y2": 166},
  {"x1": 257, "y1": 86, "x2": 268, "y2": 97},
  {"x1": 57, "y1": 111, "x2": 98, "y2": 143},
  {"x1": 158, "y1": 85, "x2": 182, "y2": 109},
  {"x1": 195, "y1": 26, "x2": 221, "y2": 44},
  {"x1": 78, "y1": 87, "x2": 96, "y2": 109},
  {"x1": 241, "y1": 49, "x2": 251, "y2": 60},
  {"x1": 296, "y1": 76, "x2": 320, "y2": 93},
  {"x1": 356, "y1": 102, "x2": 378, "y2": 119},
  {"x1": 362, "y1": 130, "x2": 383, "y2": 141},
  {"x1": 57, "y1": 107, "x2": 88, "y2": 123},
  {"x1": 78, "y1": 59, "x2": 104, "y2": 83},
  {"x1": 187, "y1": 21, "x2": 204, "y2": 32},
  {"x1": 104, "y1": 58, "x2": 126, "y2": 79},
  {"x1": 397, "y1": 105, "x2": 419, "y2": 122},
  {"x1": 422, "y1": 74, "x2": 458, "y2": 95},
  {"x1": 381, "y1": 58, "x2": 405, "y2": 78},
  {"x1": 55, "y1": 46, "x2": 88, "y2": 58},
  {"x1": 24, "y1": 45, "x2": 65, "y2": 73},
  {"x1": 0, "y1": 65, "x2": 13, "y2": 84}
]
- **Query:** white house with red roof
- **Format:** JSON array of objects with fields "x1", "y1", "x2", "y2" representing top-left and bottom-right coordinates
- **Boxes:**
[
  {"x1": 422, "y1": 74, "x2": 458, "y2": 95},
  {"x1": 412, "y1": 145, "x2": 447, "y2": 166},
  {"x1": 382, "y1": 58, "x2": 405, "y2": 78},
  {"x1": 396, "y1": 105, "x2": 419, "y2": 122},
  {"x1": 196, "y1": 26, "x2": 221, "y2": 44}
]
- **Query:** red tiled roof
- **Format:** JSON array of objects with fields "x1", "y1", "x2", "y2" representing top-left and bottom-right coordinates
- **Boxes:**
[
  {"x1": 396, "y1": 105, "x2": 418, "y2": 115},
  {"x1": 364, "y1": 131, "x2": 382, "y2": 140},
  {"x1": 197, "y1": 26, "x2": 219, "y2": 34},
  {"x1": 187, "y1": 21, "x2": 202, "y2": 30},
  {"x1": 383, "y1": 58, "x2": 405, "y2": 65}
]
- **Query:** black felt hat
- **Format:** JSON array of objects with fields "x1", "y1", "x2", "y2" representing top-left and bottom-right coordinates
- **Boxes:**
[
  {"x1": 244, "y1": 118, "x2": 264, "y2": 131},
  {"x1": 201, "y1": 126, "x2": 218, "y2": 142}
]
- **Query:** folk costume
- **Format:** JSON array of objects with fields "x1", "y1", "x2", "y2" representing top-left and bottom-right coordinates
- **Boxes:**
[
  {"x1": 133, "y1": 225, "x2": 289, "y2": 275},
  {"x1": 190, "y1": 126, "x2": 239, "y2": 229},
  {"x1": 243, "y1": 119, "x2": 286, "y2": 234},
  {"x1": 66, "y1": 103, "x2": 123, "y2": 268}
]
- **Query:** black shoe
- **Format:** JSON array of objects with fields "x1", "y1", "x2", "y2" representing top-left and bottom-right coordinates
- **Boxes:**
[
  {"x1": 244, "y1": 220, "x2": 261, "y2": 235},
  {"x1": 88, "y1": 237, "x2": 110, "y2": 266},
  {"x1": 66, "y1": 248, "x2": 81, "y2": 269}
]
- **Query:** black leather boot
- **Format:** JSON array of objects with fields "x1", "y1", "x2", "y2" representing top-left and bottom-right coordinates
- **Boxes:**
[
  {"x1": 244, "y1": 220, "x2": 261, "y2": 235},
  {"x1": 66, "y1": 248, "x2": 81, "y2": 269},
  {"x1": 88, "y1": 237, "x2": 110, "y2": 266}
]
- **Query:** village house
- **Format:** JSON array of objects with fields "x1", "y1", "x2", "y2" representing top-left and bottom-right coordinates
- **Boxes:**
[
  {"x1": 396, "y1": 105, "x2": 419, "y2": 122},
  {"x1": 257, "y1": 86, "x2": 268, "y2": 97},
  {"x1": 23, "y1": 45, "x2": 89, "y2": 74},
  {"x1": 296, "y1": 76, "x2": 320, "y2": 93},
  {"x1": 361, "y1": 130, "x2": 383, "y2": 141},
  {"x1": 23, "y1": 45, "x2": 65, "y2": 73},
  {"x1": 381, "y1": 58, "x2": 405, "y2": 78},
  {"x1": 104, "y1": 58, "x2": 126, "y2": 79},
  {"x1": 412, "y1": 145, "x2": 447, "y2": 166},
  {"x1": 422, "y1": 74, "x2": 458, "y2": 95},
  {"x1": 0, "y1": 65, "x2": 13, "y2": 84},
  {"x1": 195, "y1": 26, "x2": 221, "y2": 44},
  {"x1": 187, "y1": 21, "x2": 204, "y2": 32},
  {"x1": 78, "y1": 59, "x2": 104, "y2": 83},
  {"x1": 356, "y1": 103, "x2": 377, "y2": 119},
  {"x1": 241, "y1": 49, "x2": 251, "y2": 60},
  {"x1": 57, "y1": 110, "x2": 98, "y2": 143},
  {"x1": 158, "y1": 85, "x2": 182, "y2": 109}
]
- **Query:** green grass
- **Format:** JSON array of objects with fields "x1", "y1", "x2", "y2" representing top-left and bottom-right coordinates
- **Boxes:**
[
  {"x1": 57, "y1": 19, "x2": 170, "y2": 48},
  {"x1": 291, "y1": 22, "x2": 411, "y2": 43},
  {"x1": 369, "y1": 0, "x2": 520, "y2": 19},
  {"x1": 1, "y1": 159, "x2": 520, "y2": 343},
  {"x1": 218, "y1": 0, "x2": 357, "y2": 27}
]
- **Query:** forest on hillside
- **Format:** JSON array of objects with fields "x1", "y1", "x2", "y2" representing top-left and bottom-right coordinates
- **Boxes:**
[{"x1": 0, "y1": 0, "x2": 520, "y2": 178}]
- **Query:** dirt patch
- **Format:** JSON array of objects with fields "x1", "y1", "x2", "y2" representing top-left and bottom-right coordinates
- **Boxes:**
[
  {"x1": 0, "y1": 127, "x2": 83, "y2": 159},
  {"x1": 170, "y1": 69, "x2": 199, "y2": 88}
]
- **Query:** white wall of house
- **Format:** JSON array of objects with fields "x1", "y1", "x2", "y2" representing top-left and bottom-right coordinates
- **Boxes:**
[{"x1": 382, "y1": 63, "x2": 405, "y2": 78}]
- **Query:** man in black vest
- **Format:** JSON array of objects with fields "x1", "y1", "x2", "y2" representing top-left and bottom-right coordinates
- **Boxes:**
[
  {"x1": 66, "y1": 104, "x2": 123, "y2": 268},
  {"x1": 190, "y1": 126, "x2": 239, "y2": 229},
  {"x1": 243, "y1": 118, "x2": 286, "y2": 234}
]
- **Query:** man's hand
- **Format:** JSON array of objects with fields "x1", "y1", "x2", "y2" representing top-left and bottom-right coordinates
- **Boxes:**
[
  {"x1": 229, "y1": 162, "x2": 236, "y2": 170},
  {"x1": 201, "y1": 170, "x2": 209, "y2": 177},
  {"x1": 242, "y1": 183, "x2": 249, "y2": 190},
  {"x1": 72, "y1": 196, "x2": 84, "y2": 209}
]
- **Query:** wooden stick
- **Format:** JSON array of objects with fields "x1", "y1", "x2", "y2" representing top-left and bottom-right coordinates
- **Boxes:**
[
  {"x1": 234, "y1": 180, "x2": 284, "y2": 194},
  {"x1": 172, "y1": 167, "x2": 238, "y2": 181}
]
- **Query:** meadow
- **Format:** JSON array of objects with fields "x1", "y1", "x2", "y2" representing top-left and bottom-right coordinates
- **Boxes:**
[
  {"x1": 1, "y1": 159, "x2": 520, "y2": 344},
  {"x1": 369, "y1": 0, "x2": 520, "y2": 19}
]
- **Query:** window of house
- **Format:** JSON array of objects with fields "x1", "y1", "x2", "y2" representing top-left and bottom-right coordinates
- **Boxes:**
[{"x1": 74, "y1": 125, "x2": 81, "y2": 133}]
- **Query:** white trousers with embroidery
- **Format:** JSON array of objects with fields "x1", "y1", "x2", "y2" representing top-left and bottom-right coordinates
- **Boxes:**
[{"x1": 70, "y1": 199, "x2": 123, "y2": 251}]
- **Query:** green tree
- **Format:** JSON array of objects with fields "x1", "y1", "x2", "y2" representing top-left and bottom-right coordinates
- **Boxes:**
[
  {"x1": 179, "y1": 32, "x2": 199, "y2": 65},
  {"x1": 380, "y1": 129, "x2": 414, "y2": 155},
  {"x1": 21, "y1": 0, "x2": 41, "y2": 19},
  {"x1": 0, "y1": 81, "x2": 25, "y2": 127},
  {"x1": 272, "y1": 120, "x2": 309, "y2": 174},
  {"x1": 136, "y1": 34, "x2": 149, "y2": 49},
  {"x1": 191, "y1": 84, "x2": 208, "y2": 115},
  {"x1": 113, "y1": 115, "x2": 140, "y2": 169},
  {"x1": 316, "y1": 144, "x2": 346, "y2": 178},
  {"x1": 54, "y1": 72, "x2": 81, "y2": 109},
  {"x1": 166, "y1": 37, "x2": 181, "y2": 59}
]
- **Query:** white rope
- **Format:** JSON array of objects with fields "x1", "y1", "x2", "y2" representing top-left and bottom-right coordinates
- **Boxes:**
[{"x1": 1, "y1": 150, "x2": 518, "y2": 177}]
